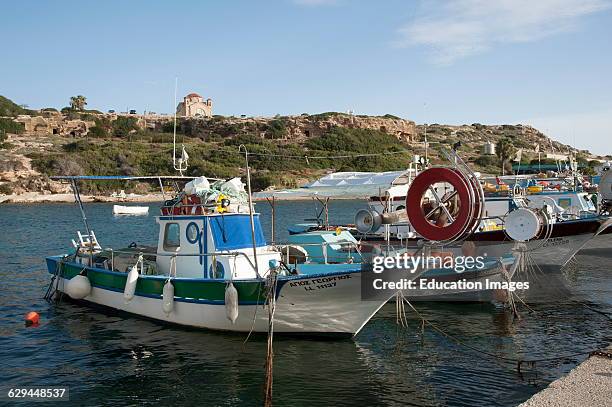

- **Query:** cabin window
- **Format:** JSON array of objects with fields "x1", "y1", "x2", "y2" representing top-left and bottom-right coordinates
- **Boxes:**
[
  {"x1": 209, "y1": 261, "x2": 225, "y2": 279},
  {"x1": 164, "y1": 223, "x2": 181, "y2": 250},
  {"x1": 558, "y1": 198, "x2": 571, "y2": 209},
  {"x1": 186, "y1": 222, "x2": 199, "y2": 243}
]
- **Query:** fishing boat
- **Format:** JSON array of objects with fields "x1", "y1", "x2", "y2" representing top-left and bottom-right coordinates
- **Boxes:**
[
  {"x1": 279, "y1": 151, "x2": 612, "y2": 303},
  {"x1": 351, "y1": 159, "x2": 612, "y2": 269},
  {"x1": 44, "y1": 175, "x2": 403, "y2": 338},
  {"x1": 284, "y1": 223, "x2": 518, "y2": 302},
  {"x1": 112, "y1": 205, "x2": 149, "y2": 216}
]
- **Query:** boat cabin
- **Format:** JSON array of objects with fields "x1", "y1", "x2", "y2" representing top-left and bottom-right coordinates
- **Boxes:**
[{"x1": 156, "y1": 213, "x2": 280, "y2": 279}]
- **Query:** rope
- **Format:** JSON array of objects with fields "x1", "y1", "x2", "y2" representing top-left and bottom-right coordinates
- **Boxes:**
[
  {"x1": 44, "y1": 259, "x2": 64, "y2": 302},
  {"x1": 400, "y1": 298, "x2": 598, "y2": 369},
  {"x1": 243, "y1": 266, "x2": 264, "y2": 345},
  {"x1": 575, "y1": 301, "x2": 612, "y2": 321},
  {"x1": 167, "y1": 254, "x2": 177, "y2": 282},
  {"x1": 264, "y1": 268, "x2": 279, "y2": 407}
]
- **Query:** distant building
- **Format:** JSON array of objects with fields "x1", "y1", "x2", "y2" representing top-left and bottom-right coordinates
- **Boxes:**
[
  {"x1": 176, "y1": 92, "x2": 213, "y2": 118},
  {"x1": 482, "y1": 141, "x2": 496, "y2": 155},
  {"x1": 546, "y1": 153, "x2": 569, "y2": 161}
]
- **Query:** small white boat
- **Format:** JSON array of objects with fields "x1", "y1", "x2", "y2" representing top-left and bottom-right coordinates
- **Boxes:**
[{"x1": 113, "y1": 205, "x2": 149, "y2": 216}]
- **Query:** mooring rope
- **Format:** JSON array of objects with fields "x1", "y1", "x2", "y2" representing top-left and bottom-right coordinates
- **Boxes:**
[
  {"x1": 44, "y1": 260, "x2": 64, "y2": 302},
  {"x1": 400, "y1": 297, "x2": 600, "y2": 371},
  {"x1": 395, "y1": 291, "x2": 409, "y2": 328},
  {"x1": 264, "y1": 268, "x2": 278, "y2": 407}
]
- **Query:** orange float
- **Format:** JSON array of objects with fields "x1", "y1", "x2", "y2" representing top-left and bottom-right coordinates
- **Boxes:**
[{"x1": 25, "y1": 311, "x2": 40, "y2": 326}]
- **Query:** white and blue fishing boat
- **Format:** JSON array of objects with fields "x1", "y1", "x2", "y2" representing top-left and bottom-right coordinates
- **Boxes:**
[{"x1": 44, "y1": 175, "x2": 398, "y2": 338}]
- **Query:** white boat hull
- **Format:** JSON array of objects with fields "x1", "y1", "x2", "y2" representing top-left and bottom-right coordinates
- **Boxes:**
[
  {"x1": 54, "y1": 272, "x2": 390, "y2": 337},
  {"x1": 113, "y1": 205, "x2": 149, "y2": 215},
  {"x1": 405, "y1": 265, "x2": 509, "y2": 302},
  {"x1": 473, "y1": 232, "x2": 594, "y2": 268}
]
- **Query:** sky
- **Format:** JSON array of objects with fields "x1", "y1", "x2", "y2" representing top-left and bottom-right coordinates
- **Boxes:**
[{"x1": 1, "y1": 0, "x2": 611, "y2": 155}]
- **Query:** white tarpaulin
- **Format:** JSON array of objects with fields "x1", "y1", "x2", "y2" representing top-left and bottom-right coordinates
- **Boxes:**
[{"x1": 254, "y1": 170, "x2": 415, "y2": 200}]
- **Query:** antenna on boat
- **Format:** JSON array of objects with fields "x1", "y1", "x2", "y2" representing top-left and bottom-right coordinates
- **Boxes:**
[
  {"x1": 172, "y1": 77, "x2": 189, "y2": 175},
  {"x1": 422, "y1": 102, "x2": 429, "y2": 167}
]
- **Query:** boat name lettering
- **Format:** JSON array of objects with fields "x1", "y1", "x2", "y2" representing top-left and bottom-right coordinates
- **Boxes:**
[
  {"x1": 542, "y1": 237, "x2": 570, "y2": 247},
  {"x1": 289, "y1": 274, "x2": 351, "y2": 290}
]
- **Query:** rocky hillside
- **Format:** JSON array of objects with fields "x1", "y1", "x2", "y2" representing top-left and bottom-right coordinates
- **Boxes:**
[{"x1": 0, "y1": 95, "x2": 603, "y2": 199}]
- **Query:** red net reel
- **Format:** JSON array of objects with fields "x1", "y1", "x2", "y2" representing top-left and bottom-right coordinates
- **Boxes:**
[{"x1": 406, "y1": 167, "x2": 482, "y2": 242}]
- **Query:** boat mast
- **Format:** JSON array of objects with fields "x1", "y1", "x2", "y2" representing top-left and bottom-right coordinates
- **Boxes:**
[
  {"x1": 171, "y1": 78, "x2": 188, "y2": 175},
  {"x1": 70, "y1": 179, "x2": 94, "y2": 266},
  {"x1": 172, "y1": 77, "x2": 178, "y2": 170}
]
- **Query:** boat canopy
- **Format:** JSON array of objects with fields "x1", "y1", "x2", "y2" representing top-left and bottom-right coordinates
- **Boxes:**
[{"x1": 254, "y1": 170, "x2": 416, "y2": 199}]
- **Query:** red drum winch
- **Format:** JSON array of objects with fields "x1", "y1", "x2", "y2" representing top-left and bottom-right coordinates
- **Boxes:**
[{"x1": 405, "y1": 167, "x2": 483, "y2": 242}]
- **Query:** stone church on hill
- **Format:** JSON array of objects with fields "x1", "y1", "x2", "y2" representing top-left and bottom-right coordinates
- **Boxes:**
[{"x1": 176, "y1": 92, "x2": 213, "y2": 117}]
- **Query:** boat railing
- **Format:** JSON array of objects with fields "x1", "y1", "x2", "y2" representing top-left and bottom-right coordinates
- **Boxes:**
[
  {"x1": 159, "y1": 201, "x2": 252, "y2": 216},
  {"x1": 104, "y1": 248, "x2": 261, "y2": 278},
  {"x1": 273, "y1": 240, "x2": 363, "y2": 264}
]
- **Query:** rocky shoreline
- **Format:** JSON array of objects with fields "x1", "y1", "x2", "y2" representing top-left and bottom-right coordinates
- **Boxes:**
[
  {"x1": 0, "y1": 191, "x2": 319, "y2": 204},
  {"x1": 0, "y1": 192, "x2": 166, "y2": 204}
]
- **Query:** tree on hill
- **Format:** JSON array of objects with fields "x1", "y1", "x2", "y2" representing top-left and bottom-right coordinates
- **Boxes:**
[
  {"x1": 496, "y1": 137, "x2": 516, "y2": 175},
  {"x1": 69, "y1": 95, "x2": 87, "y2": 111}
]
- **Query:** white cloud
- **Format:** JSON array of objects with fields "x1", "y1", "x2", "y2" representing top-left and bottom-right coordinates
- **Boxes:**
[
  {"x1": 524, "y1": 107, "x2": 612, "y2": 156},
  {"x1": 397, "y1": 0, "x2": 611, "y2": 65}
]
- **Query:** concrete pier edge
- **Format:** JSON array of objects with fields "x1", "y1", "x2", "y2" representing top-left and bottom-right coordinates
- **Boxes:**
[{"x1": 519, "y1": 346, "x2": 612, "y2": 407}]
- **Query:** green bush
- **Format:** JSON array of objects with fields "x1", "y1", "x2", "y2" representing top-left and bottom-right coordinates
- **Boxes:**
[
  {"x1": 0, "y1": 118, "x2": 24, "y2": 135},
  {"x1": 0, "y1": 183, "x2": 13, "y2": 195},
  {"x1": 305, "y1": 127, "x2": 404, "y2": 153},
  {"x1": 112, "y1": 116, "x2": 139, "y2": 137},
  {"x1": 250, "y1": 173, "x2": 274, "y2": 191},
  {"x1": 63, "y1": 140, "x2": 90, "y2": 152},
  {"x1": 265, "y1": 118, "x2": 287, "y2": 139},
  {"x1": 0, "y1": 96, "x2": 34, "y2": 116},
  {"x1": 475, "y1": 155, "x2": 499, "y2": 167},
  {"x1": 88, "y1": 125, "x2": 108, "y2": 138}
]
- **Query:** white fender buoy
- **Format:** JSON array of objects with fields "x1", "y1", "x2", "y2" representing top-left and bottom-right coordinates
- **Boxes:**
[
  {"x1": 124, "y1": 265, "x2": 139, "y2": 302},
  {"x1": 66, "y1": 275, "x2": 91, "y2": 299},
  {"x1": 504, "y1": 208, "x2": 544, "y2": 242},
  {"x1": 162, "y1": 280, "x2": 174, "y2": 316},
  {"x1": 225, "y1": 282, "x2": 239, "y2": 324}
]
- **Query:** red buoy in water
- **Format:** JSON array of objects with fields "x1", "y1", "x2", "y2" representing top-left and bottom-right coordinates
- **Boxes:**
[{"x1": 25, "y1": 311, "x2": 40, "y2": 326}]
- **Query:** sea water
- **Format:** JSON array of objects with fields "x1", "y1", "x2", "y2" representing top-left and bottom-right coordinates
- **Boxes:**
[{"x1": 0, "y1": 201, "x2": 609, "y2": 406}]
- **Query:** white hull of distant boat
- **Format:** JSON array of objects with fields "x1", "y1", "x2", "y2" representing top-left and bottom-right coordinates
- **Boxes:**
[
  {"x1": 113, "y1": 205, "x2": 149, "y2": 216},
  {"x1": 406, "y1": 260, "x2": 513, "y2": 302}
]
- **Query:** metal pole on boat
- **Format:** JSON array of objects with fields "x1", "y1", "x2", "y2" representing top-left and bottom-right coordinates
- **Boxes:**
[
  {"x1": 239, "y1": 145, "x2": 260, "y2": 276},
  {"x1": 265, "y1": 196, "x2": 276, "y2": 243},
  {"x1": 172, "y1": 77, "x2": 178, "y2": 170},
  {"x1": 157, "y1": 176, "x2": 166, "y2": 201},
  {"x1": 70, "y1": 178, "x2": 94, "y2": 266}
]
